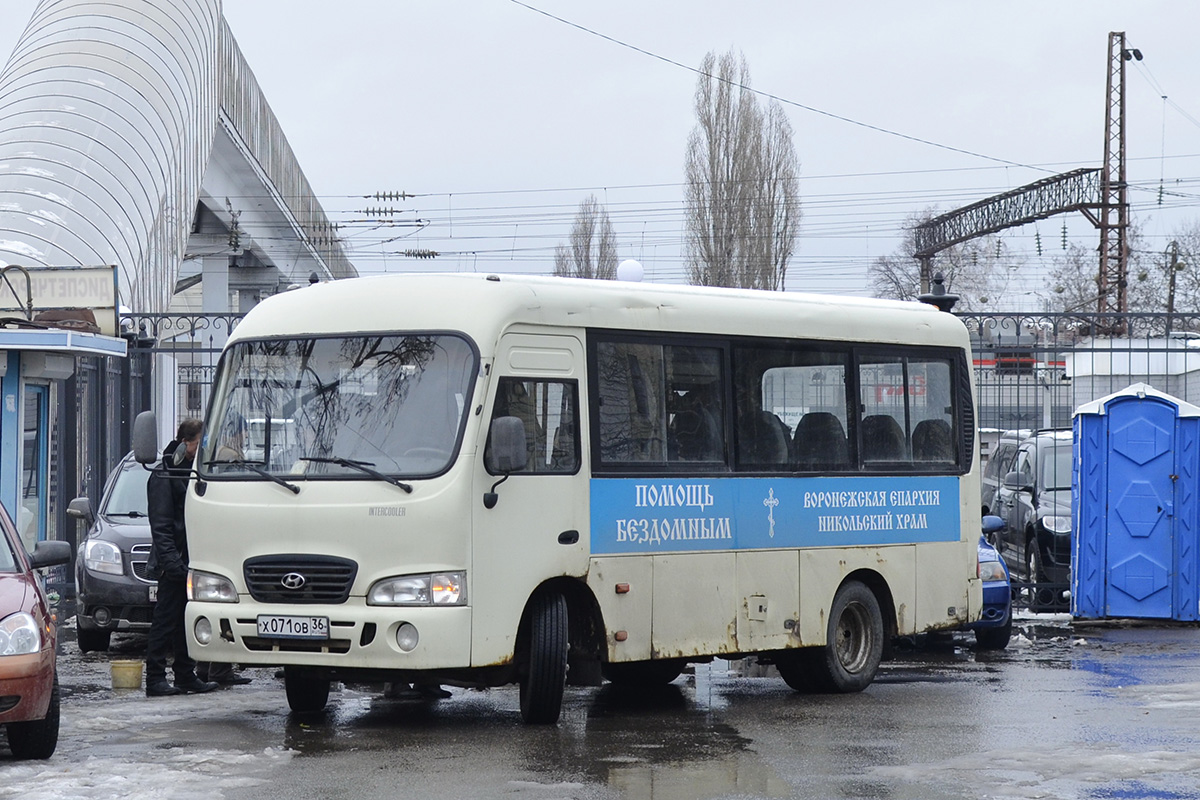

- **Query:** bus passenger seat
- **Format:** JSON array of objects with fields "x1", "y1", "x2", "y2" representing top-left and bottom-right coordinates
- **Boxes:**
[
  {"x1": 860, "y1": 414, "x2": 906, "y2": 461},
  {"x1": 738, "y1": 410, "x2": 790, "y2": 467},
  {"x1": 793, "y1": 412, "x2": 848, "y2": 469},
  {"x1": 912, "y1": 418, "x2": 954, "y2": 462}
]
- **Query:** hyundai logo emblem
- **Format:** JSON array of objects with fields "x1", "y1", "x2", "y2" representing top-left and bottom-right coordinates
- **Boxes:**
[{"x1": 281, "y1": 572, "x2": 307, "y2": 590}]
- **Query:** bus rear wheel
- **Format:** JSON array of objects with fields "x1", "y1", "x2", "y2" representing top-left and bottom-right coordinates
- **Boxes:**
[
  {"x1": 284, "y1": 667, "x2": 330, "y2": 714},
  {"x1": 807, "y1": 580, "x2": 883, "y2": 693},
  {"x1": 519, "y1": 592, "x2": 568, "y2": 724}
]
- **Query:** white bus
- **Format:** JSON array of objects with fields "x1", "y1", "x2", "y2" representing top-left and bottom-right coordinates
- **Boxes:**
[{"x1": 140, "y1": 273, "x2": 984, "y2": 724}]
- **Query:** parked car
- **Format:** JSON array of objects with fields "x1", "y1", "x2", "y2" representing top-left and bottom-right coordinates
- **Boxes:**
[
  {"x1": 993, "y1": 429, "x2": 1073, "y2": 609},
  {"x1": 968, "y1": 515, "x2": 1012, "y2": 650},
  {"x1": 980, "y1": 428, "x2": 1030, "y2": 516},
  {"x1": 0, "y1": 499, "x2": 71, "y2": 759},
  {"x1": 68, "y1": 452, "x2": 156, "y2": 653}
]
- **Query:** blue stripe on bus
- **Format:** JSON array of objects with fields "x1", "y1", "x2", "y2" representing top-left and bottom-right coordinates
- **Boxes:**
[{"x1": 590, "y1": 475, "x2": 961, "y2": 554}]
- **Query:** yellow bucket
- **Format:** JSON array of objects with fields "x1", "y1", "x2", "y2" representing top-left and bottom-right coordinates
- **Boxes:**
[{"x1": 111, "y1": 659, "x2": 144, "y2": 690}]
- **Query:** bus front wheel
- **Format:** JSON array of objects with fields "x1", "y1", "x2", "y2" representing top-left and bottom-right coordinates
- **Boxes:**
[
  {"x1": 519, "y1": 592, "x2": 568, "y2": 724},
  {"x1": 808, "y1": 580, "x2": 883, "y2": 693},
  {"x1": 284, "y1": 667, "x2": 331, "y2": 714}
]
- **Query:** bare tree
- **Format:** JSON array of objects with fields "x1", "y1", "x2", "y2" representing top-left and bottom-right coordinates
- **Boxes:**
[
  {"x1": 1044, "y1": 225, "x2": 1156, "y2": 313},
  {"x1": 1043, "y1": 243, "x2": 1100, "y2": 312},
  {"x1": 1146, "y1": 222, "x2": 1200, "y2": 315},
  {"x1": 870, "y1": 211, "x2": 1020, "y2": 311},
  {"x1": 554, "y1": 194, "x2": 618, "y2": 279},
  {"x1": 684, "y1": 50, "x2": 799, "y2": 290}
]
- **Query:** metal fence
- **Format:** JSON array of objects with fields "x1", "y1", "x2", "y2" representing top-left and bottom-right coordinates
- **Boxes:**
[
  {"x1": 960, "y1": 311, "x2": 1200, "y2": 434},
  {"x1": 128, "y1": 312, "x2": 244, "y2": 427}
]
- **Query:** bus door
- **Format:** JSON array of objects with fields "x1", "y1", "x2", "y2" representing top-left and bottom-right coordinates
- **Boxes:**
[{"x1": 471, "y1": 334, "x2": 589, "y2": 663}]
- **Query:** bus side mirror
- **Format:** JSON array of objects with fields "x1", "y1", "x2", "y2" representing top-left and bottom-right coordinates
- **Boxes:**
[
  {"x1": 133, "y1": 410, "x2": 159, "y2": 465},
  {"x1": 484, "y1": 416, "x2": 528, "y2": 509}
]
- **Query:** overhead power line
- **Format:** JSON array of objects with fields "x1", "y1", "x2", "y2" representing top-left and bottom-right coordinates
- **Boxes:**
[{"x1": 508, "y1": 0, "x2": 1047, "y2": 172}]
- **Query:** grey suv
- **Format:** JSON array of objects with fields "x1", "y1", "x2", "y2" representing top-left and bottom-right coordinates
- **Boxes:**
[{"x1": 68, "y1": 453, "x2": 156, "y2": 652}]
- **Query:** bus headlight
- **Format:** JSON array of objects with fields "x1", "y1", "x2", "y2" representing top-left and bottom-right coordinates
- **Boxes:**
[
  {"x1": 194, "y1": 616, "x2": 213, "y2": 645},
  {"x1": 368, "y1": 572, "x2": 467, "y2": 606},
  {"x1": 188, "y1": 570, "x2": 238, "y2": 603}
]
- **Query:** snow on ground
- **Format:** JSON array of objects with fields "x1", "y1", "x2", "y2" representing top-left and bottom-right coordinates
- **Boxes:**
[{"x1": 0, "y1": 747, "x2": 294, "y2": 800}]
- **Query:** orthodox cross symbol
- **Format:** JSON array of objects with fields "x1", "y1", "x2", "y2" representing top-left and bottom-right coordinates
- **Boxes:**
[{"x1": 763, "y1": 488, "x2": 779, "y2": 538}]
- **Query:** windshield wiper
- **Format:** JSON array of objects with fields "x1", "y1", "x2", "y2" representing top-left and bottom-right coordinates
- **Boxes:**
[
  {"x1": 205, "y1": 459, "x2": 301, "y2": 494},
  {"x1": 299, "y1": 457, "x2": 413, "y2": 493},
  {"x1": 107, "y1": 511, "x2": 146, "y2": 518}
]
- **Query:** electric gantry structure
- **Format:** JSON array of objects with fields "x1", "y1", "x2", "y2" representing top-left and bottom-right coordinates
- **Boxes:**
[{"x1": 913, "y1": 31, "x2": 1139, "y2": 318}]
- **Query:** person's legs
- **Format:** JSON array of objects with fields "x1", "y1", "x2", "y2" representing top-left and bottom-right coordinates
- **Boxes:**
[
  {"x1": 203, "y1": 662, "x2": 251, "y2": 685},
  {"x1": 157, "y1": 578, "x2": 216, "y2": 693},
  {"x1": 145, "y1": 578, "x2": 183, "y2": 696}
]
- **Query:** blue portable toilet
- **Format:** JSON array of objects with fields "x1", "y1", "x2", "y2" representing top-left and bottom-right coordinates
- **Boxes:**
[{"x1": 1073, "y1": 383, "x2": 1200, "y2": 621}]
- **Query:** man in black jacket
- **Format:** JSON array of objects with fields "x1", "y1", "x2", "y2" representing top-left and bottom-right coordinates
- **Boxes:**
[{"x1": 144, "y1": 419, "x2": 218, "y2": 696}]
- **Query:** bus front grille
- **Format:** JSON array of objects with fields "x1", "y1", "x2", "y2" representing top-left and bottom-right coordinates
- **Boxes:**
[{"x1": 243, "y1": 555, "x2": 358, "y2": 604}]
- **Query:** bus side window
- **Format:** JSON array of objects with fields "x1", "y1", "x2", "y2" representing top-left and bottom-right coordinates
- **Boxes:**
[
  {"x1": 487, "y1": 378, "x2": 579, "y2": 474},
  {"x1": 595, "y1": 343, "x2": 666, "y2": 464},
  {"x1": 857, "y1": 354, "x2": 958, "y2": 470},
  {"x1": 665, "y1": 345, "x2": 725, "y2": 464}
]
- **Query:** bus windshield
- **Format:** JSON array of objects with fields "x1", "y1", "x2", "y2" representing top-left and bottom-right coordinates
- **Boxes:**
[{"x1": 201, "y1": 334, "x2": 476, "y2": 480}]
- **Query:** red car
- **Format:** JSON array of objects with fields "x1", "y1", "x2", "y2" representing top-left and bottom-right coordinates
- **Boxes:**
[{"x1": 0, "y1": 502, "x2": 71, "y2": 759}]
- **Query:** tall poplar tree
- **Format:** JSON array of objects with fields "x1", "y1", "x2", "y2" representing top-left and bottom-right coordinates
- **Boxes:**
[{"x1": 684, "y1": 50, "x2": 800, "y2": 290}]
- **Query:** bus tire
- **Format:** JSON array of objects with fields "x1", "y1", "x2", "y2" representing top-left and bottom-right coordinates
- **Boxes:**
[
  {"x1": 284, "y1": 667, "x2": 330, "y2": 714},
  {"x1": 603, "y1": 658, "x2": 685, "y2": 687},
  {"x1": 809, "y1": 580, "x2": 883, "y2": 693},
  {"x1": 520, "y1": 592, "x2": 567, "y2": 724}
]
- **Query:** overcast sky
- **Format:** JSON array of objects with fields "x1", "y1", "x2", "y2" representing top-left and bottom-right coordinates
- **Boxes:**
[{"x1": 4, "y1": 1, "x2": 1200, "y2": 302}]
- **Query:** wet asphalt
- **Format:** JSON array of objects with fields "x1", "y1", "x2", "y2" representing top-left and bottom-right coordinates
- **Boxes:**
[{"x1": 4, "y1": 612, "x2": 1200, "y2": 800}]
